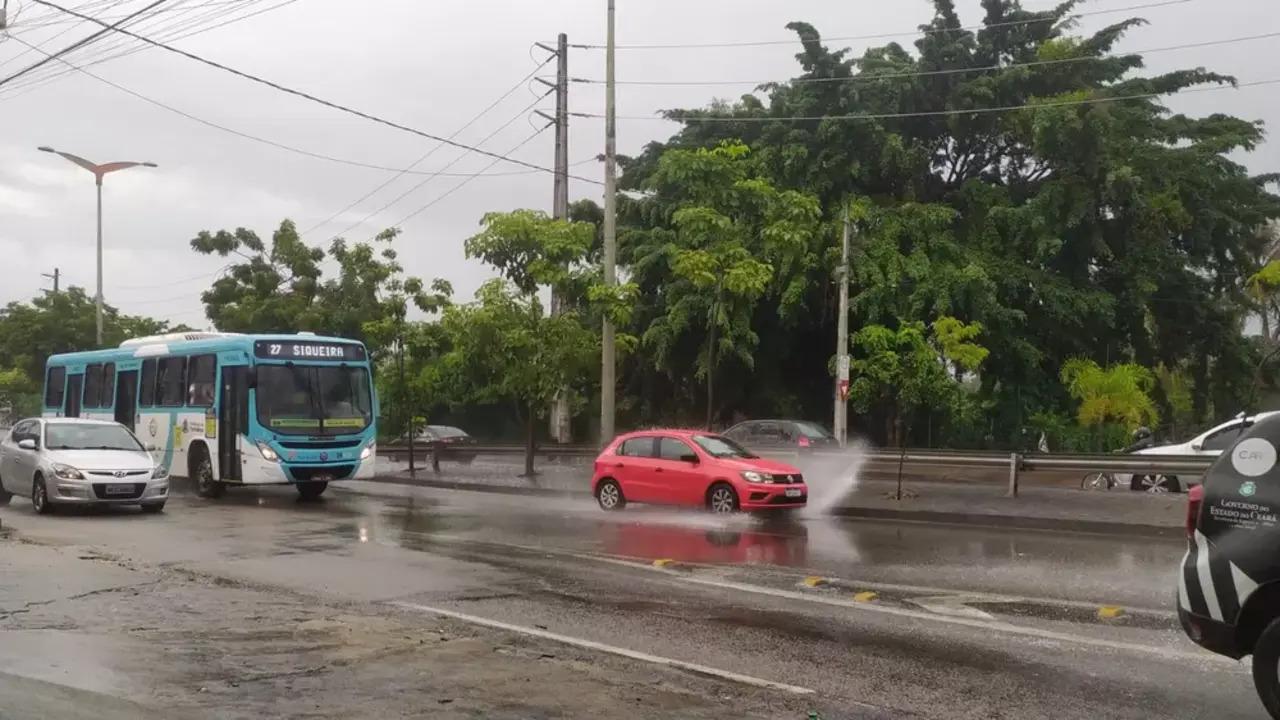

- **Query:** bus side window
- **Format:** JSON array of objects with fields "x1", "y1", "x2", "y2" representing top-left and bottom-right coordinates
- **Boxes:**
[
  {"x1": 83, "y1": 364, "x2": 102, "y2": 408},
  {"x1": 158, "y1": 357, "x2": 187, "y2": 407},
  {"x1": 140, "y1": 359, "x2": 157, "y2": 407},
  {"x1": 101, "y1": 363, "x2": 115, "y2": 408},
  {"x1": 187, "y1": 355, "x2": 216, "y2": 407},
  {"x1": 44, "y1": 366, "x2": 66, "y2": 409}
]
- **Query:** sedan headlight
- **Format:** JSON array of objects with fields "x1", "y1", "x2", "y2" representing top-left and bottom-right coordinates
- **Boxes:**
[
  {"x1": 741, "y1": 470, "x2": 772, "y2": 484},
  {"x1": 152, "y1": 465, "x2": 169, "y2": 479},
  {"x1": 256, "y1": 442, "x2": 280, "y2": 463},
  {"x1": 52, "y1": 463, "x2": 84, "y2": 480},
  {"x1": 360, "y1": 444, "x2": 373, "y2": 460}
]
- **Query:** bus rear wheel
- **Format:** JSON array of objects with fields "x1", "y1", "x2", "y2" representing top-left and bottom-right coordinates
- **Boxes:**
[
  {"x1": 192, "y1": 449, "x2": 225, "y2": 499},
  {"x1": 296, "y1": 482, "x2": 327, "y2": 501}
]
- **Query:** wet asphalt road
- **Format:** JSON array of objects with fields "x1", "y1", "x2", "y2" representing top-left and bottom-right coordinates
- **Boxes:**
[{"x1": 0, "y1": 478, "x2": 1267, "y2": 719}]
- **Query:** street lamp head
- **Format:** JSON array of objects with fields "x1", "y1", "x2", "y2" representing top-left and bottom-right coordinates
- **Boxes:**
[
  {"x1": 141, "y1": 162, "x2": 158, "y2": 168},
  {"x1": 37, "y1": 146, "x2": 55, "y2": 153}
]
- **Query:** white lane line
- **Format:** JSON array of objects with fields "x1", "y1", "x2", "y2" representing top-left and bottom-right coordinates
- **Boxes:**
[
  {"x1": 415, "y1": 534, "x2": 1235, "y2": 665},
  {"x1": 390, "y1": 601, "x2": 815, "y2": 695}
]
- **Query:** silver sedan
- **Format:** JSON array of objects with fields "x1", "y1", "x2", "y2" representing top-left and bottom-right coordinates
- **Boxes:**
[{"x1": 0, "y1": 418, "x2": 169, "y2": 514}]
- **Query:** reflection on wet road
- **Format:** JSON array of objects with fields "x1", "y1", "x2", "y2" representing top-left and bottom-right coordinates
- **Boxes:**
[{"x1": 1, "y1": 478, "x2": 1242, "y2": 720}]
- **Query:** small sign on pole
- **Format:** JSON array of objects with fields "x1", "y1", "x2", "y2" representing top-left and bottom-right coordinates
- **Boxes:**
[{"x1": 838, "y1": 379, "x2": 850, "y2": 401}]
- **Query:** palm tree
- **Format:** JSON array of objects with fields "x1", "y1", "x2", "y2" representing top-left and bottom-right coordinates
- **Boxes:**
[{"x1": 1060, "y1": 358, "x2": 1159, "y2": 430}]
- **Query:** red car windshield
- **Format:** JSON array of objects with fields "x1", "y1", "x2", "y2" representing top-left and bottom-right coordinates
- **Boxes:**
[{"x1": 692, "y1": 434, "x2": 756, "y2": 459}]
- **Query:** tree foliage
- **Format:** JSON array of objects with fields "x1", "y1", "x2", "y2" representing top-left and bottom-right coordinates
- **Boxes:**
[{"x1": 1060, "y1": 358, "x2": 1159, "y2": 429}]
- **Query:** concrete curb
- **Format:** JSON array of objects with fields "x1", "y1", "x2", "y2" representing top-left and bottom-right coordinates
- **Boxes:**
[{"x1": 367, "y1": 473, "x2": 1182, "y2": 538}]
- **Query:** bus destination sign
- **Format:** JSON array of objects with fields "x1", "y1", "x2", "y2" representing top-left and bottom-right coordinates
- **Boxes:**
[{"x1": 254, "y1": 340, "x2": 366, "y2": 361}]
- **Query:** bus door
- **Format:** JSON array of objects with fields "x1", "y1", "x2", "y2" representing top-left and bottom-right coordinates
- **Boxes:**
[
  {"x1": 218, "y1": 365, "x2": 248, "y2": 481},
  {"x1": 64, "y1": 374, "x2": 83, "y2": 418},
  {"x1": 114, "y1": 370, "x2": 138, "y2": 428}
]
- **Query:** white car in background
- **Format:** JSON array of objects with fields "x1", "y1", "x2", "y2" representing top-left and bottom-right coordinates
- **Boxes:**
[{"x1": 1129, "y1": 411, "x2": 1280, "y2": 491}]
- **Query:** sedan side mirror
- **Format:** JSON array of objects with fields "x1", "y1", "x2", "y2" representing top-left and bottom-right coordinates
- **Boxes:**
[
  {"x1": 1190, "y1": 443, "x2": 1203, "y2": 452},
  {"x1": 17, "y1": 439, "x2": 36, "y2": 450},
  {"x1": 680, "y1": 453, "x2": 699, "y2": 464}
]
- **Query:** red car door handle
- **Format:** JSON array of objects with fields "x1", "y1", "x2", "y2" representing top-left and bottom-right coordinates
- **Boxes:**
[
  {"x1": 612, "y1": 462, "x2": 625, "y2": 468},
  {"x1": 654, "y1": 467, "x2": 664, "y2": 473}
]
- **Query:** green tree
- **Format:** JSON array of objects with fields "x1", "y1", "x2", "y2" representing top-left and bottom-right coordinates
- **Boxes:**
[
  {"x1": 429, "y1": 280, "x2": 596, "y2": 475},
  {"x1": 192, "y1": 221, "x2": 449, "y2": 360},
  {"x1": 1060, "y1": 358, "x2": 1159, "y2": 430},
  {"x1": 848, "y1": 317, "x2": 988, "y2": 445},
  {"x1": 0, "y1": 286, "x2": 180, "y2": 382}
]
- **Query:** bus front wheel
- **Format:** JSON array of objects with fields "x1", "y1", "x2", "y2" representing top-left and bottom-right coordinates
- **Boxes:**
[
  {"x1": 296, "y1": 482, "x2": 327, "y2": 501},
  {"x1": 192, "y1": 448, "x2": 225, "y2": 499}
]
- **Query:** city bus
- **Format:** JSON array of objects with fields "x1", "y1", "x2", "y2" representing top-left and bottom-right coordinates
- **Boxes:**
[{"x1": 41, "y1": 332, "x2": 377, "y2": 499}]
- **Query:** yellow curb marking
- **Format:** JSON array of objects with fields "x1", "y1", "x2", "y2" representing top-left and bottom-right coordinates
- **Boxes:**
[
  {"x1": 853, "y1": 591, "x2": 878, "y2": 603},
  {"x1": 652, "y1": 558, "x2": 677, "y2": 568},
  {"x1": 802, "y1": 576, "x2": 827, "y2": 588},
  {"x1": 1097, "y1": 605, "x2": 1126, "y2": 620}
]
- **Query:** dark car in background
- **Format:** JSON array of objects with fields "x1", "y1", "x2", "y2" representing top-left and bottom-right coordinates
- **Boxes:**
[
  {"x1": 723, "y1": 419, "x2": 837, "y2": 452},
  {"x1": 401, "y1": 425, "x2": 478, "y2": 464}
]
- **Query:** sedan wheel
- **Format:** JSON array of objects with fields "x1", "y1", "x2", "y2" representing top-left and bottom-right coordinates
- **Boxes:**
[
  {"x1": 32, "y1": 476, "x2": 54, "y2": 515},
  {"x1": 709, "y1": 484, "x2": 738, "y2": 514}
]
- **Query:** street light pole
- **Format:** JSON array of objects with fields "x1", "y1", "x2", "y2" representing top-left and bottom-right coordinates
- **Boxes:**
[
  {"x1": 37, "y1": 146, "x2": 157, "y2": 347},
  {"x1": 600, "y1": 0, "x2": 618, "y2": 446}
]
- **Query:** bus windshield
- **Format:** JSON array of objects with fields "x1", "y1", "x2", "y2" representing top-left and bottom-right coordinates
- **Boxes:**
[{"x1": 256, "y1": 365, "x2": 373, "y2": 435}]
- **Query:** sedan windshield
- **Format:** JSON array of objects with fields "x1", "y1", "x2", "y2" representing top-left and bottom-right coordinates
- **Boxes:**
[
  {"x1": 256, "y1": 365, "x2": 373, "y2": 435},
  {"x1": 693, "y1": 434, "x2": 757, "y2": 459},
  {"x1": 45, "y1": 423, "x2": 143, "y2": 451},
  {"x1": 794, "y1": 421, "x2": 834, "y2": 439}
]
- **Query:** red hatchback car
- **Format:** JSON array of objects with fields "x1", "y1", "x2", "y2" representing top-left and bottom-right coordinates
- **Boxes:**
[{"x1": 592, "y1": 430, "x2": 807, "y2": 513}]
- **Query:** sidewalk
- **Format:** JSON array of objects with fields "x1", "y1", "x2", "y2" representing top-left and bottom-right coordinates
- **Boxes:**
[{"x1": 373, "y1": 457, "x2": 1189, "y2": 537}]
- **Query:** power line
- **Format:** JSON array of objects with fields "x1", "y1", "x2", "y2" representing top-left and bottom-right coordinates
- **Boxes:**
[
  {"x1": 1, "y1": 0, "x2": 287, "y2": 98},
  {"x1": 318, "y1": 90, "x2": 554, "y2": 243},
  {"x1": 573, "y1": 78, "x2": 1280, "y2": 123},
  {"x1": 0, "y1": 0, "x2": 128, "y2": 71},
  {"x1": 0, "y1": 0, "x2": 167, "y2": 88},
  {"x1": 567, "y1": 31, "x2": 1280, "y2": 87},
  {"x1": 26, "y1": 0, "x2": 604, "y2": 185},
  {"x1": 11, "y1": 0, "x2": 240, "y2": 26},
  {"x1": 304, "y1": 54, "x2": 556, "y2": 237},
  {"x1": 4, "y1": 33, "x2": 573, "y2": 179},
  {"x1": 385, "y1": 124, "x2": 554, "y2": 234},
  {"x1": 565, "y1": 0, "x2": 1192, "y2": 50}
]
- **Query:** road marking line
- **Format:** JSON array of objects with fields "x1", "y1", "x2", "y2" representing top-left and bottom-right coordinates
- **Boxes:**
[
  {"x1": 402, "y1": 534, "x2": 1230, "y2": 663},
  {"x1": 653, "y1": 558, "x2": 677, "y2": 568},
  {"x1": 909, "y1": 595, "x2": 996, "y2": 621},
  {"x1": 802, "y1": 576, "x2": 827, "y2": 588},
  {"x1": 853, "y1": 591, "x2": 878, "y2": 603},
  {"x1": 391, "y1": 601, "x2": 814, "y2": 695}
]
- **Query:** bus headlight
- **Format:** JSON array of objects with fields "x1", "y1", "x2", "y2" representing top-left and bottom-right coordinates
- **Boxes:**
[
  {"x1": 256, "y1": 442, "x2": 280, "y2": 463},
  {"x1": 360, "y1": 445, "x2": 373, "y2": 460}
]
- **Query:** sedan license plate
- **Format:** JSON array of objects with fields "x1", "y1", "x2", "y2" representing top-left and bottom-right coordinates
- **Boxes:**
[
  {"x1": 784, "y1": 488, "x2": 802, "y2": 498},
  {"x1": 104, "y1": 484, "x2": 134, "y2": 495}
]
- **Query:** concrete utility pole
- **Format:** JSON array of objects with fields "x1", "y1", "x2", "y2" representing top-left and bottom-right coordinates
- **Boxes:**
[
  {"x1": 549, "y1": 32, "x2": 573, "y2": 444},
  {"x1": 41, "y1": 268, "x2": 60, "y2": 294},
  {"x1": 37, "y1": 146, "x2": 156, "y2": 346},
  {"x1": 833, "y1": 206, "x2": 852, "y2": 447},
  {"x1": 600, "y1": 0, "x2": 618, "y2": 446}
]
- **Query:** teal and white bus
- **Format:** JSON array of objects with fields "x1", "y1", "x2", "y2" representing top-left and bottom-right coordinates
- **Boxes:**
[{"x1": 42, "y1": 332, "x2": 377, "y2": 499}]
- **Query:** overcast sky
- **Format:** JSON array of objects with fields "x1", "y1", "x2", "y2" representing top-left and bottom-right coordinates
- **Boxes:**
[{"x1": 0, "y1": 0, "x2": 1275, "y2": 330}]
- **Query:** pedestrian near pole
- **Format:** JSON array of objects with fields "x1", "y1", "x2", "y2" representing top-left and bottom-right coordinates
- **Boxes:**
[
  {"x1": 36, "y1": 146, "x2": 156, "y2": 347},
  {"x1": 600, "y1": 0, "x2": 618, "y2": 446},
  {"x1": 833, "y1": 205, "x2": 852, "y2": 447}
]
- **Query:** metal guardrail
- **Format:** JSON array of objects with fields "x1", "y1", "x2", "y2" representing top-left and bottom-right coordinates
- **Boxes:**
[{"x1": 378, "y1": 443, "x2": 1216, "y2": 490}]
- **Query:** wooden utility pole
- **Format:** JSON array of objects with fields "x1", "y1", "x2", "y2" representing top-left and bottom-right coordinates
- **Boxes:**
[
  {"x1": 548, "y1": 32, "x2": 573, "y2": 444},
  {"x1": 834, "y1": 208, "x2": 852, "y2": 446},
  {"x1": 600, "y1": 0, "x2": 618, "y2": 446},
  {"x1": 41, "y1": 267, "x2": 60, "y2": 294}
]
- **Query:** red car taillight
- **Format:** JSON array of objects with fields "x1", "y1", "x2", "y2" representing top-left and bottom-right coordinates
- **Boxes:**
[
  {"x1": 1186, "y1": 485, "x2": 1204, "y2": 540},
  {"x1": 798, "y1": 436, "x2": 811, "y2": 448}
]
